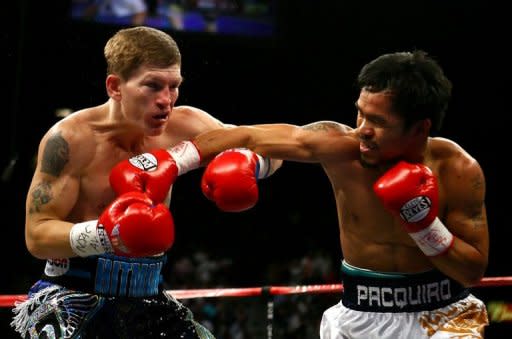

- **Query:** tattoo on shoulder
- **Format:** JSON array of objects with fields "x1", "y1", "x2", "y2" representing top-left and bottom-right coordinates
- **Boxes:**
[
  {"x1": 29, "y1": 181, "x2": 53, "y2": 214},
  {"x1": 467, "y1": 172, "x2": 486, "y2": 229},
  {"x1": 302, "y1": 121, "x2": 343, "y2": 132},
  {"x1": 41, "y1": 132, "x2": 69, "y2": 176},
  {"x1": 471, "y1": 172, "x2": 485, "y2": 192}
]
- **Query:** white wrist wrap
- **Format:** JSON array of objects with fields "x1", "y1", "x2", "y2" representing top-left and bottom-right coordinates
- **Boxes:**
[
  {"x1": 168, "y1": 141, "x2": 201, "y2": 176},
  {"x1": 234, "y1": 148, "x2": 271, "y2": 179},
  {"x1": 255, "y1": 154, "x2": 271, "y2": 179},
  {"x1": 70, "y1": 220, "x2": 112, "y2": 257},
  {"x1": 408, "y1": 217, "x2": 454, "y2": 256}
]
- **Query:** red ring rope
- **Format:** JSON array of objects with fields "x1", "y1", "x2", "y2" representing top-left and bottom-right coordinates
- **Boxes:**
[{"x1": 1, "y1": 276, "x2": 510, "y2": 307}]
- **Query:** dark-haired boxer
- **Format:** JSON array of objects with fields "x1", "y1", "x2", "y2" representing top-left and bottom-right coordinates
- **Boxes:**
[{"x1": 189, "y1": 50, "x2": 490, "y2": 338}]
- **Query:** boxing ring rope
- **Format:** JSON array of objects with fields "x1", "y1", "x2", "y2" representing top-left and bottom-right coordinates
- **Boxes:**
[
  {"x1": 5, "y1": 277, "x2": 512, "y2": 306},
  {"x1": 2, "y1": 277, "x2": 511, "y2": 338},
  {"x1": 0, "y1": 284, "x2": 340, "y2": 308}
]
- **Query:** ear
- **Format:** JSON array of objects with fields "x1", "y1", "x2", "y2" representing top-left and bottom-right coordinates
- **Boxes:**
[
  {"x1": 413, "y1": 119, "x2": 431, "y2": 137},
  {"x1": 106, "y1": 74, "x2": 122, "y2": 100}
]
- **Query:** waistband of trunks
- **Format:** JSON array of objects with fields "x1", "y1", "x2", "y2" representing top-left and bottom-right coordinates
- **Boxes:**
[
  {"x1": 41, "y1": 253, "x2": 166, "y2": 297},
  {"x1": 340, "y1": 260, "x2": 470, "y2": 312}
]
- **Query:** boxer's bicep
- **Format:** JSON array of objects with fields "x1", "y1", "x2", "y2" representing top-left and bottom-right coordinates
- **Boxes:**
[
  {"x1": 28, "y1": 131, "x2": 79, "y2": 218},
  {"x1": 445, "y1": 161, "x2": 488, "y2": 255},
  {"x1": 296, "y1": 121, "x2": 352, "y2": 162},
  {"x1": 26, "y1": 131, "x2": 81, "y2": 256},
  {"x1": 226, "y1": 122, "x2": 348, "y2": 162}
]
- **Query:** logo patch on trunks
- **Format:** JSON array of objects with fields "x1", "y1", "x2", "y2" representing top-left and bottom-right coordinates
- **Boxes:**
[
  {"x1": 44, "y1": 258, "x2": 70, "y2": 277},
  {"x1": 95, "y1": 255, "x2": 163, "y2": 297},
  {"x1": 357, "y1": 279, "x2": 452, "y2": 309}
]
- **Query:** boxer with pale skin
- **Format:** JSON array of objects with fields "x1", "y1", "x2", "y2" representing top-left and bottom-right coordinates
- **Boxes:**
[{"x1": 13, "y1": 26, "x2": 280, "y2": 339}]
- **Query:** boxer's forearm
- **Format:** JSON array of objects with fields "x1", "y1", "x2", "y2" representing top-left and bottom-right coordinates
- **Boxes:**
[
  {"x1": 194, "y1": 124, "x2": 303, "y2": 165},
  {"x1": 430, "y1": 238, "x2": 488, "y2": 287},
  {"x1": 26, "y1": 220, "x2": 76, "y2": 259}
]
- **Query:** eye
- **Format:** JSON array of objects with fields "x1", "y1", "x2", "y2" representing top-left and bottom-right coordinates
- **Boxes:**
[
  {"x1": 143, "y1": 81, "x2": 160, "y2": 91},
  {"x1": 367, "y1": 115, "x2": 388, "y2": 127}
]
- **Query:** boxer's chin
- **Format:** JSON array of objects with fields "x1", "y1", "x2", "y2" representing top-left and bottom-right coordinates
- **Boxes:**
[
  {"x1": 359, "y1": 155, "x2": 378, "y2": 168},
  {"x1": 145, "y1": 124, "x2": 165, "y2": 136}
]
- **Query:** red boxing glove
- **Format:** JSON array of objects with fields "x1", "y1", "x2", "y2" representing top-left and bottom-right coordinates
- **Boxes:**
[
  {"x1": 98, "y1": 191, "x2": 175, "y2": 257},
  {"x1": 110, "y1": 141, "x2": 201, "y2": 203},
  {"x1": 201, "y1": 148, "x2": 270, "y2": 212},
  {"x1": 373, "y1": 161, "x2": 453, "y2": 256},
  {"x1": 70, "y1": 192, "x2": 175, "y2": 257}
]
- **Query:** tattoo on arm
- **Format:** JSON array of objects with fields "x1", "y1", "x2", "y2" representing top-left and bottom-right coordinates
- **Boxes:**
[
  {"x1": 470, "y1": 212, "x2": 485, "y2": 229},
  {"x1": 41, "y1": 132, "x2": 69, "y2": 176},
  {"x1": 468, "y1": 172, "x2": 486, "y2": 229},
  {"x1": 302, "y1": 121, "x2": 343, "y2": 132},
  {"x1": 29, "y1": 181, "x2": 53, "y2": 214}
]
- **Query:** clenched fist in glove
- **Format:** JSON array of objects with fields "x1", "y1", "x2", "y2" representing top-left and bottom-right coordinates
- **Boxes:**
[
  {"x1": 110, "y1": 141, "x2": 201, "y2": 203},
  {"x1": 70, "y1": 191, "x2": 175, "y2": 257},
  {"x1": 373, "y1": 161, "x2": 454, "y2": 256},
  {"x1": 201, "y1": 148, "x2": 271, "y2": 212}
]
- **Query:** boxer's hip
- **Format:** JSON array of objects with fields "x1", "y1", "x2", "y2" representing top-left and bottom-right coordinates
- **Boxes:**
[
  {"x1": 340, "y1": 260, "x2": 470, "y2": 312},
  {"x1": 41, "y1": 253, "x2": 166, "y2": 297}
]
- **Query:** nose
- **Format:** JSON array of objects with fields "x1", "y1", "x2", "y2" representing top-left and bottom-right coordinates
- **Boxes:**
[
  {"x1": 156, "y1": 90, "x2": 173, "y2": 109},
  {"x1": 357, "y1": 120, "x2": 374, "y2": 140}
]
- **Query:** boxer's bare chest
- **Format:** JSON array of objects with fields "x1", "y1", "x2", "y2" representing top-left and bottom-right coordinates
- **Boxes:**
[
  {"x1": 68, "y1": 133, "x2": 180, "y2": 221},
  {"x1": 68, "y1": 147, "x2": 137, "y2": 221}
]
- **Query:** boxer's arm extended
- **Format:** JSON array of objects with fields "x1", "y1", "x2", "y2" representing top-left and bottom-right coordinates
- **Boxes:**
[
  {"x1": 116, "y1": 117, "x2": 289, "y2": 188},
  {"x1": 25, "y1": 130, "x2": 84, "y2": 259},
  {"x1": 433, "y1": 159, "x2": 489, "y2": 287},
  {"x1": 193, "y1": 121, "x2": 354, "y2": 165},
  {"x1": 164, "y1": 105, "x2": 285, "y2": 174},
  {"x1": 195, "y1": 122, "x2": 351, "y2": 212}
]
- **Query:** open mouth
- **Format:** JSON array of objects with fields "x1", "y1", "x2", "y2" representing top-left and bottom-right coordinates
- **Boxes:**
[
  {"x1": 360, "y1": 142, "x2": 374, "y2": 153},
  {"x1": 146, "y1": 112, "x2": 169, "y2": 130},
  {"x1": 152, "y1": 113, "x2": 168, "y2": 121}
]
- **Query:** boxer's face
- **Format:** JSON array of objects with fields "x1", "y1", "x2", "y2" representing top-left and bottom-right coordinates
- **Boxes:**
[
  {"x1": 119, "y1": 64, "x2": 183, "y2": 136},
  {"x1": 356, "y1": 89, "x2": 415, "y2": 166}
]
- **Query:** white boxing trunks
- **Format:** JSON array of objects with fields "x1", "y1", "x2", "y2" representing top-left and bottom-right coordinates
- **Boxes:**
[{"x1": 320, "y1": 261, "x2": 489, "y2": 339}]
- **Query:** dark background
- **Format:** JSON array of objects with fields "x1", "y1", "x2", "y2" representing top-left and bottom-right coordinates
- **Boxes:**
[{"x1": 1, "y1": 0, "x2": 510, "y2": 337}]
